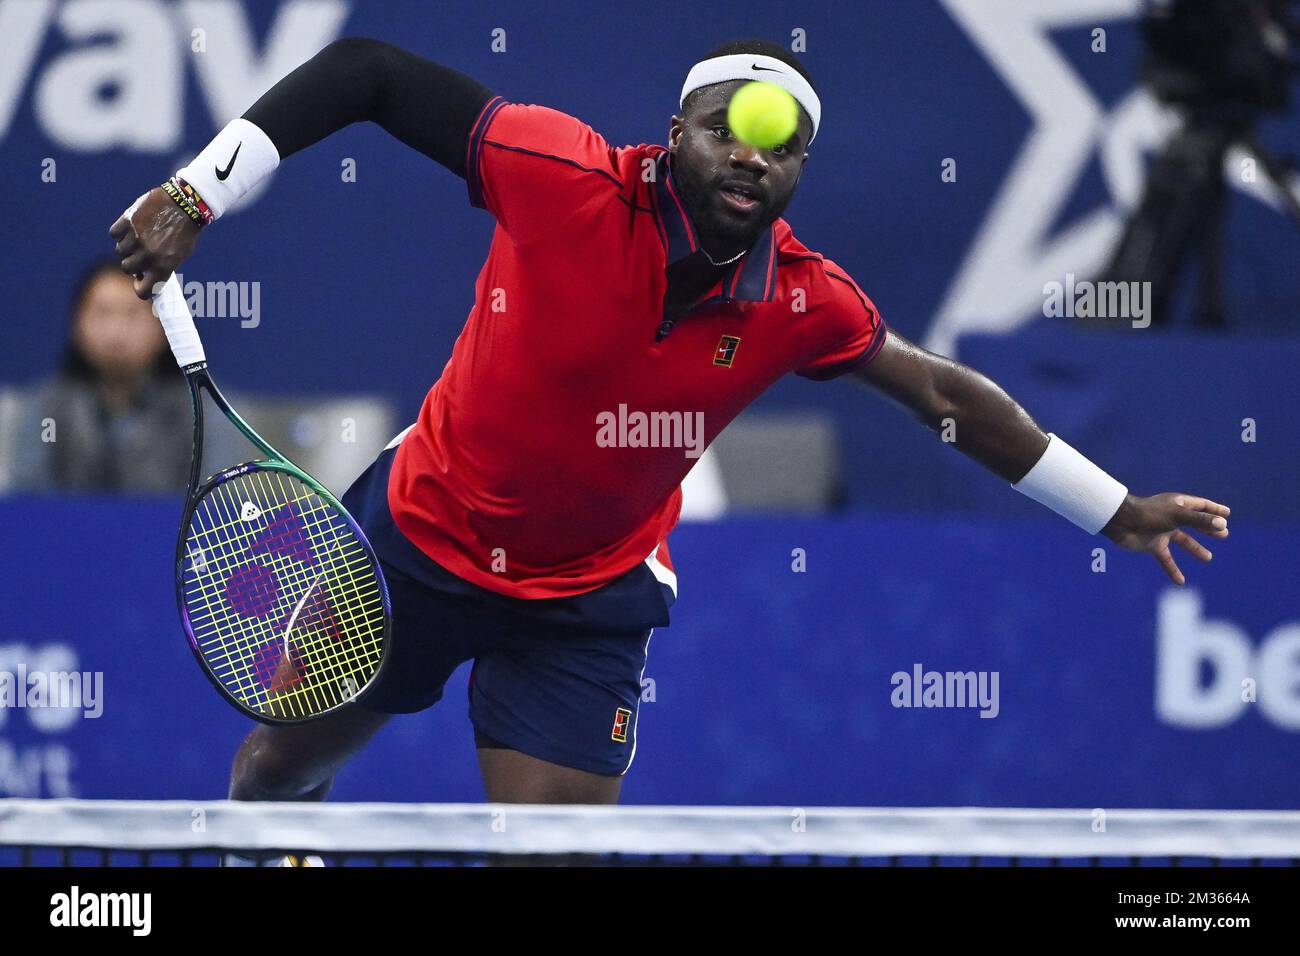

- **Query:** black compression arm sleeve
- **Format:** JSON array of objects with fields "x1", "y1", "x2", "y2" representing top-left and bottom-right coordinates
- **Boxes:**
[{"x1": 241, "y1": 37, "x2": 496, "y2": 179}]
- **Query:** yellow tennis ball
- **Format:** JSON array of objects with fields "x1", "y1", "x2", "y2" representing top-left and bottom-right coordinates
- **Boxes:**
[{"x1": 727, "y1": 81, "x2": 799, "y2": 150}]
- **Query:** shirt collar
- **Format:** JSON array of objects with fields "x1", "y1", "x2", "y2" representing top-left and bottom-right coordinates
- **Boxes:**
[{"x1": 648, "y1": 149, "x2": 779, "y2": 304}]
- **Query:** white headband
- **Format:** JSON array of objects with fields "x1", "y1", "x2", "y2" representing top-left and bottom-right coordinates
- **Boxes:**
[{"x1": 681, "y1": 53, "x2": 820, "y2": 145}]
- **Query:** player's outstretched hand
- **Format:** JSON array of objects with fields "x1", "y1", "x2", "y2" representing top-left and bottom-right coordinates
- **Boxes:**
[
  {"x1": 1101, "y1": 493, "x2": 1231, "y2": 585},
  {"x1": 109, "y1": 187, "x2": 202, "y2": 299}
]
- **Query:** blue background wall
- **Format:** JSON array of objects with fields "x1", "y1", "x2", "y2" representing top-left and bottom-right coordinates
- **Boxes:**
[{"x1": 1, "y1": 0, "x2": 1296, "y2": 514}]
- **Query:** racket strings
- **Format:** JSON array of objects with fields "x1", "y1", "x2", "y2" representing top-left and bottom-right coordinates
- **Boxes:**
[
  {"x1": 182, "y1": 467, "x2": 385, "y2": 719},
  {"x1": 188, "y1": 479, "x2": 379, "y2": 716},
  {"x1": 196, "y1": 472, "x2": 380, "y2": 709},
  {"x1": 189, "y1": 489, "x2": 369, "y2": 707}
]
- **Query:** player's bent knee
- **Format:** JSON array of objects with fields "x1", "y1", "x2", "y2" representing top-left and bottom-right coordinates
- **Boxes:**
[
  {"x1": 230, "y1": 708, "x2": 390, "y2": 801},
  {"x1": 230, "y1": 729, "x2": 332, "y2": 801}
]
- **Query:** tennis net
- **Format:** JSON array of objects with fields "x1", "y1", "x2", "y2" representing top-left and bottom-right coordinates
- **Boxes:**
[{"x1": 2, "y1": 800, "x2": 1299, "y2": 867}]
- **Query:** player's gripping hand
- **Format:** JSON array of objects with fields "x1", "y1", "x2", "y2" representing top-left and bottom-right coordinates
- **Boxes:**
[
  {"x1": 109, "y1": 187, "x2": 202, "y2": 299},
  {"x1": 1101, "y1": 493, "x2": 1231, "y2": 585}
]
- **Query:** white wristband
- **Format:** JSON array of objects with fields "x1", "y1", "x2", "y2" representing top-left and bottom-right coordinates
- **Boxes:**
[
  {"x1": 1012, "y1": 433, "x2": 1128, "y2": 534},
  {"x1": 176, "y1": 118, "x2": 280, "y2": 220}
]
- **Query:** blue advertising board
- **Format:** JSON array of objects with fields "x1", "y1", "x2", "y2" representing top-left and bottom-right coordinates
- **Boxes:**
[{"x1": 1, "y1": 499, "x2": 1294, "y2": 808}]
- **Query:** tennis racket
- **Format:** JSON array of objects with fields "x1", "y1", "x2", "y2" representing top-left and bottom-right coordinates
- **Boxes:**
[{"x1": 152, "y1": 274, "x2": 389, "y2": 723}]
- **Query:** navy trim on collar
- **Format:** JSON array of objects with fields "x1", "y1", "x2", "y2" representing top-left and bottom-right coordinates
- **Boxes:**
[{"x1": 649, "y1": 150, "x2": 778, "y2": 305}]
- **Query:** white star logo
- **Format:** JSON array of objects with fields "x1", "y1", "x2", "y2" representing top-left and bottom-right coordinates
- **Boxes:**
[{"x1": 927, "y1": 0, "x2": 1297, "y2": 354}]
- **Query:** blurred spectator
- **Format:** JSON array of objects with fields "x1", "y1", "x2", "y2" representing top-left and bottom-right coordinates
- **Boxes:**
[{"x1": 10, "y1": 261, "x2": 190, "y2": 491}]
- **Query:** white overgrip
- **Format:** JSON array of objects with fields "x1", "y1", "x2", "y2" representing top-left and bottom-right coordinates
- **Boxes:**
[{"x1": 151, "y1": 274, "x2": 206, "y2": 367}]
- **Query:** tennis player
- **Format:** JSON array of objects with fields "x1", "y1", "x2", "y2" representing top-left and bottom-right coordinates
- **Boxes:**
[{"x1": 110, "y1": 38, "x2": 1229, "y2": 809}]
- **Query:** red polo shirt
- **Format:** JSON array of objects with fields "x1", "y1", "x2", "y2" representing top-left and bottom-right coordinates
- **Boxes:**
[{"x1": 387, "y1": 97, "x2": 888, "y2": 598}]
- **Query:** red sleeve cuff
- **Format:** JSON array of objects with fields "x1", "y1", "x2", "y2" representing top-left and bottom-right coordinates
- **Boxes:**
[
  {"x1": 465, "y1": 95, "x2": 510, "y2": 210},
  {"x1": 797, "y1": 323, "x2": 889, "y2": 381}
]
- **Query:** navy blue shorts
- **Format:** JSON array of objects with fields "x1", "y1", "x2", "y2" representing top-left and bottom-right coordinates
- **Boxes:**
[{"x1": 340, "y1": 437, "x2": 674, "y2": 776}]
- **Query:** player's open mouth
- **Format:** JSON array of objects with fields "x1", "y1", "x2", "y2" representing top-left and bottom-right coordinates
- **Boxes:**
[{"x1": 719, "y1": 184, "x2": 761, "y2": 213}]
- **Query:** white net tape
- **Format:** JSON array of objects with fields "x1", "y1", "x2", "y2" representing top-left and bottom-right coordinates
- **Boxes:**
[{"x1": 3, "y1": 801, "x2": 1300, "y2": 858}]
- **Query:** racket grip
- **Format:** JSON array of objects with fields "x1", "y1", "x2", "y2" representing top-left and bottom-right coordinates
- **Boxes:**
[{"x1": 151, "y1": 273, "x2": 206, "y2": 367}]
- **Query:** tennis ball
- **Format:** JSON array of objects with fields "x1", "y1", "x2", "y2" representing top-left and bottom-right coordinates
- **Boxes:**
[{"x1": 726, "y1": 81, "x2": 800, "y2": 150}]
